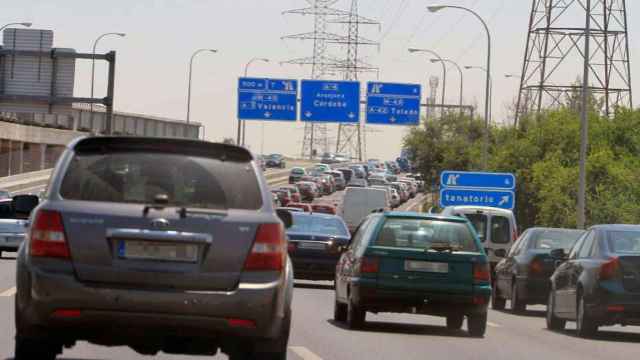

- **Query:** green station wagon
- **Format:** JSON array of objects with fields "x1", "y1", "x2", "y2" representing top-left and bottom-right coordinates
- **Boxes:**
[{"x1": 333, "y1": 212, "x2": 492, "y2": 337}]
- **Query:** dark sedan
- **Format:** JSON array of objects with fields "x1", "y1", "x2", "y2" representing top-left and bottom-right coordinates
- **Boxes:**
[
  {"x1": 286, "y1": 212, "x2": 350, "y2": 281},
  {"x1": 493, "y1": 228, "x2": 585, "y2": 312},
  {"x1": 547, "y1": 225, "x2": 640, "y2": 337},
  {"x1": 265, "y1": 154, "x2": 286, "y2": 168}
]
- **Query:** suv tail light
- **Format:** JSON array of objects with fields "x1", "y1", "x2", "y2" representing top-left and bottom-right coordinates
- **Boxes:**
[
  {"x1": 359, "y1": 257, "x2": 379, "y2": 274},
  {"x1": 244, "y1": 223, "x2": 286, "y2": 272},
  {"x1": 600, "y1": 257, "x2": 620, "y2": 280},
  {"x1": 30, "y1": 210, "x2": 71, "y2": 259},
  {"x1": 473, "y1": 262, "x2": 491, "y2": 283}
]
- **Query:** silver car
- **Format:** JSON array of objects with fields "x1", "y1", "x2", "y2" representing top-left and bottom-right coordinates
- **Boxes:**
[
  {"x1": 15, "y1": 136, "x2": 294, "y2": 360},
  {"x1": 0, "y1": 200, "x2": 28, "y2": 255}
]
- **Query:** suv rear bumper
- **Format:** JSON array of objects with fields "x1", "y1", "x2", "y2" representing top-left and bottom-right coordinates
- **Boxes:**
[
  {"x1": 350, "y1": 279, "x2": 489, "y2": 316},
  {"x1": 19, "y1": 266, "x2": 290, "y2": 343}
]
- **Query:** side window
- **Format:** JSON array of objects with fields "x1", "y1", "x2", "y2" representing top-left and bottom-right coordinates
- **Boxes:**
[
  {"x1": 578, "y1": 231, "x2": 596, "y2": 259},
  {"x1": 349, "y1": 217, "x2": 372, "y2": 251},
  {"x1": 569, "y1": 231, "x2": 589, "y2": 260},
  {"x1": 509, "y1": 230, "x2": 529, "y2": 257},
  {"x1": 354, "y1": 216, "x2": 382, "y2": 257}
]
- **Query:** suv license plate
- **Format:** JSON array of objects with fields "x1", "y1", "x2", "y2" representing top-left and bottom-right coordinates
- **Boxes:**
[
  {"x1": 118, "y1": 240, "x2": 198, "y2": 263},
  {"x1": 405, "y1": 261, "x2": 449, "y2": 273}
]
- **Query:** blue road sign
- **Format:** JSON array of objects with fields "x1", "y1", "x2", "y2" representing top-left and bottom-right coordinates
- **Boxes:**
[
  {"x1": 300, "y1": 80, "x2": 360, "y2": 123},
  {"x1": 238, "y1": 77, "x2": 298, "y2": 121},
  {"x1": 440, "y1": 188, "x2": 515, "y2": 210},
  {"x1": 441, "y1": 171, "x2": 516, "y2": 190},
  {"x1": 366, "y1": 82, "x2": 421, "y2": 125}
]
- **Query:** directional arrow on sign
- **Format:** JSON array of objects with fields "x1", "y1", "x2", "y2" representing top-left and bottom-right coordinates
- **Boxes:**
[
  {"x1": 390, "y1": 116, "x2": 397, "y2": 123},
  {"x1": 264, "y1": 112, "x2": 272, "y2": 118},
  {"x1": 305, "y1": 111, "x2": 313, "y2": 118},
  {"x1": 498, "y1": 196, "x2": 510, "y2": 207},
  {"x1": 348, "y1": 112, "x2": 355, "y2": 119}
]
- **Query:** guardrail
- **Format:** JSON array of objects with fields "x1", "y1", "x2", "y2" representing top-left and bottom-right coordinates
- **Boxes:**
[{"x1": 0, "y1": 169, "x2": 53, "y2": 194}]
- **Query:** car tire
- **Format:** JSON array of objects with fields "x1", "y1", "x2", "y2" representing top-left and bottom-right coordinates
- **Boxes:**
[
  {"x1": 546, "y1": 290, "x2": 566, "y2": 331},
  {"x1": 334, "y1": 299, "x2": 347, "y2": 322},
  {"x1": 15, "y1": 337, "x2": 60, "y2": 360},
  {"x1": 576, "y1": 293, "x2": 598, "y2": 338},
  {"x1": 511, "y1": 281, "x2": 526, "y2": 314},
  {"x1": 346, "y1": 298, "x2": 366, "y2": 329},
  {"x1": 491, "y1": 282, "x2": 506, "y2": 310},
  {"x1": 467, "y1": 313, "x2": 488, "y2": 337},
  {"x1": 446, "y1": 315, "x2": 464, "y2": 330}
]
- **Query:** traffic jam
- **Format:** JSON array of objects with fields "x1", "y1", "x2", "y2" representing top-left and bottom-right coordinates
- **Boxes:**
[{"x1": 0, "y1": 137, "x2": 637, "y2": 359}]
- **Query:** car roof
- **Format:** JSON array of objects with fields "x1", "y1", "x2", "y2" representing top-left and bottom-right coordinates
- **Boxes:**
[
  {"x1": 589, "y1": 224, "x2": 640, "y2": 231},
  {"x1": 383, "y1": 211, "x2": 469, "y2": 223},
  {"x1": 527, "y1": 227, "x2": 585, "y2": 232},
  {"x1": 291, "y1": 212, "x2": 342, "y2": 220}
]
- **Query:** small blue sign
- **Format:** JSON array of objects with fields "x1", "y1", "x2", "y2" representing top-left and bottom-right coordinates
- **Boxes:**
[
  {"x1": 441, "y1": 171, "x2": 516, "y2": 190},
  {"x1": 238, "y1": 77, "x2": 298, "y2": 121},
  {"x1": 300, "y1": 80, "x2": 360, "y2": 123},
  {"x1": 366, "y1": 82, "x2": 421, "y2": 125},
  {"x1": 440, "y1": 188, "x2": 515, "y2": 210}
]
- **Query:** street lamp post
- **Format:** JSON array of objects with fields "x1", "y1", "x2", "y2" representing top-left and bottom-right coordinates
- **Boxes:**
[
  {"x1": 432, "y1": 58, "x2": 463, "y2": 111},
  {"x1": 241, "y1": 57, "x2": 270, "y2": 148},
  {"x1": 465, "y1": 66, "x2": 493, "y2": 127},
  {"x1": 91, "y1": 33, "x2": 126, "y2": 109},
  {"x1": 408, "y1": 48, "x2": 446, "y2": 109},
  {"x1": 0, "y1": 22, "x2": 32, "y2": 33},
  {"x1": 429, "y1": 5, "x2": 492, "y2": 170},
  {"x1": 186, "y1": 48, "x2": 218, "y2": 124}
]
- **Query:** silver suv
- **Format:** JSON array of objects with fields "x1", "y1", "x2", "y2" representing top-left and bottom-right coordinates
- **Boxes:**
[{"x1": 15, "y1": 136, "x2": 294, "y2": 360}]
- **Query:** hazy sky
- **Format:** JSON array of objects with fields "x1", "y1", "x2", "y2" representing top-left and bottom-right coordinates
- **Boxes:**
[{"x1": 5, "y1": 0, "x2": 640, "y2": 159}]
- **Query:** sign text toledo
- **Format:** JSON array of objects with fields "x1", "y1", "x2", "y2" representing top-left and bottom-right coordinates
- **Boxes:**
[
  {"x1": 440, "y1": 171, "x2": 516, "y2": 210},
  {"x1": 366, "y1": 82, "x2": 421, "y2": 125},
  {"x1": 238, "y1": 77, "x2": 298, "y2": 121},
  {"x1": 300, "y1": 80, "x2": 360, "y2": 123}
]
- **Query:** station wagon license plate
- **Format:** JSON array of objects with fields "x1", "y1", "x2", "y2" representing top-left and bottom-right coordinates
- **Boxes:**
[
  {"x1": 298, "y1": 242, "x2": 327, "y2": 251},
  {"x1": 405, "y1": 261, "x2": 449, "y2": 273},
  {"x1": 117, "y1": 240, "x2": 198, "y2": 263}
]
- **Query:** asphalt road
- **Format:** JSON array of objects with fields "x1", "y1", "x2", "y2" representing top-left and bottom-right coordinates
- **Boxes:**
[{"x1": 0, "y1": 192, "x2": 638, "y2": 359}]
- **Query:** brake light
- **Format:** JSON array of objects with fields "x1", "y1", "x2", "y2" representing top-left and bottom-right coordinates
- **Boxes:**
[
  {"x1": 30, "y1": 210, "x2": 71, "y2": 259},
  {"x1": 600, "y1": 257, "x2": 620, "y2": 280},
  {"x1": 530, "y1": 259, "x2": 543, "y2": 275},
  {"x1": 244, "y1": 223, "x2": 286, "y2": 271},
  {"x1": 607, "y1": 305, "x2": 625, "y2": 313},
  {"x1": 52, "y1": 309, "x2": 81, "y2": 318},
  {"x1": 227, "y1": 318, "x2": 256, "y2": 329},
  {"x1": 473, "y1": 262, "x2": 491, "y2": 283},
  {"x1": 359, "y1": 257, "x2": 379, "y2": 273},
  {"x1": 287, "y1": 241, "x2": 297, "y2": 253}
]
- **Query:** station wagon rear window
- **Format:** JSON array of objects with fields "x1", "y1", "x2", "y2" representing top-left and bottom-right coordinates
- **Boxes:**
[
  {"x1": 60, "y1": 151, "x2": 262, "y2": 210},
  {"x1": 374, "y1": 218, "x2": 479, "y2": 252}
]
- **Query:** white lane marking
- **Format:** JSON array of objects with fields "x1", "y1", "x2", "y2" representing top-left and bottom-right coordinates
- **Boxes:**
[
  {"x1": 290, "y1": 346, "x2": 324, "y2": 360},
  {"x1": 487, "y1": 321, "x2": 502, "y2": 328},
  {"x1": 0, "y1": 287, "x2": 16, "y2": 297}
]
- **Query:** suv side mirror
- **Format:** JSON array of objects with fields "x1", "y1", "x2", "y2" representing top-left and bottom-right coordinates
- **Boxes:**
[
  {"x1": 276, "y1": 208, "x2": 293, "y2": 229},
  {"x1": 12, "y1": 195, "x2": 39, "y2": 218},
  {"x1": 494, "y1": 249, "x2": 507, "y2": 258},
  {"x1": 550, "y1": 248, "x2": 567, "y2": 260}
]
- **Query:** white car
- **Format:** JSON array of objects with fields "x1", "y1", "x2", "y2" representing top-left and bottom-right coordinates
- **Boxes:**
[{"x1": 340, "y1": 187, "x2": 388, "y2": 233}]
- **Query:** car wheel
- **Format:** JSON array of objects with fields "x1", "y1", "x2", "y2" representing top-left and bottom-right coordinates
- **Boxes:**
[
  {"x1": 576, "y1": 293, "x2": 598, "y2": 338},
  {"x1": 467, "y1": 313, "x2": 488, "y2": 337},
  {"x1": 346, "y1": 297, "x2": 366, "y2": 329},
  {"x1": 546, "y1": 290, "x2": 566, "y2": 331},
  {"x1": 511, "y1": 281, "x2": 526, "y2": 314},
  {"x1": 491, "y1": 282, "x2": 506, "y2": 310},
  {"x1": 334, "y1": 299, "x2": 347, "y2": 322},
  {"x1": 446, "y1": 315, "x2": 464, "y2": 330},
  {"x1": 15, "y1": 337, "x2": 60, "y2": 360}
]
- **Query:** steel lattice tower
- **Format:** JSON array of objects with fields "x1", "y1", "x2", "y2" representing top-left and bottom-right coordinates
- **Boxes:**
[{"x1": 515, "y1": 0, "x2": 633, "y2": 124}]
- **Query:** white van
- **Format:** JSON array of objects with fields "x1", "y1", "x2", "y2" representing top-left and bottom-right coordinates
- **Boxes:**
[
  {"x1": 341, "y1": 187, "x2": 388, "y2": 233},
  {"x1": 440, "y1": 206, "x2": 518, "y2": 270}
]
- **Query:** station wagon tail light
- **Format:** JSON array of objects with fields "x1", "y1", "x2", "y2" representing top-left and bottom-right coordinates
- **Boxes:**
[
  {"x1": 473, "y1": 262, "x2": 491, "y2": 283},
  {"x1": 30, "y1": 210, "x2": 71, "y2": 259},
  {"x1": 359, "y1": 257, "x2": 379, "y2": 273},
  {"x1": 244, "y1": 223, "x2": 286, "y2": 272},
  {"x1": 600, "y1": 257, "x2": 620, "y2": 280}
]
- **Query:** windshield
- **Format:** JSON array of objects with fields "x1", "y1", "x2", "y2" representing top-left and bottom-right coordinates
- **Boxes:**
[
  {"x1": 291, "y1": 168, "x2": 305, "y2": 175},
  {"x1": 288, "y1": 214, "x2": 349, "y2": 237},
  {"x1": 607, "y1": 231, "x2": 640, "y2": 254},
  {"x1": 60, "y1": 151, "x2": 262, "y2": 210},
  {"x1": 530, "y1": 229, "x2": 584, "y2": 251},
  {"x1": 374, "y1": 218, "x2": 479, "y2": 252}
]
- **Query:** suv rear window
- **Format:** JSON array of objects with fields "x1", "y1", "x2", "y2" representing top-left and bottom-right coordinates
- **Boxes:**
[
  {"x1": 60, "y1": 152, "x2": 262, "y2": 210},
  {"x1": 374, "y1": 218, "x2": 479, "y2": 252}
]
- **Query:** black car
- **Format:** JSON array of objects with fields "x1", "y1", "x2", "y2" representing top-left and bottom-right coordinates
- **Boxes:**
[
  {"x1": 493, "y1": 228, "x2": 584, "y2": 312},
  {"x1": 265, "y1": 154, "x2": 286, "y2": 168},
  {"x1": 547, "y1": 225, "x2": 640, "y2": 337},
  {"x1": 336, "y1": 168, "x2": 353, "y2": 184},
  {"x1": 286, "y1": 212, "x2": 350, "y2": 281}
]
